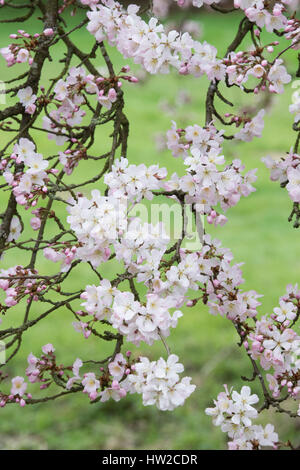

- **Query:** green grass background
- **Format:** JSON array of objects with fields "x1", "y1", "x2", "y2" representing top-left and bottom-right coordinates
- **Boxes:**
[{"x1": 0, "y1": 7, "x2": 299, "y2": 449}]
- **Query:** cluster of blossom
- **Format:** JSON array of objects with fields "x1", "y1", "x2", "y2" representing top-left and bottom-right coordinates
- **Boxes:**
[
  {"x1": 43, "y1": 243, "x2": 77, "y2": 273},
  {"x1": 0, "y1": 376, "x2": 31, "y2": 408},
  {"x1": 25, "y1": 343, "x2": 61, "y2": 386},
  {"x1": 177, "y1": 114, "x2": 258, "y2": 150},
  {"x1": 166, "y1": 120, "x2": 224, "y2": 159},
  {"x1": 225, "y1": 49, "x2": 291, "y2": 95},
  {"x1": 78, "y1": 280, "x2": 182, "y2": 346},
  {"x1": 284, "y1": 17, "x2": 300, "y2": 49},
  {"x1": 58, "y1": 146, "x2": 87, "y2": 175},
  {"x1": 64, "y1": 171, "x2": 171, "y2": 272},
  {"x1": 124, "y1": 354, "x2": 196, "y2": 411},
  {"x1": 104, "y1": 157, "x2": 167, "y2": 202},
  {"x1": 65, "y1": 352, "x2": 195, "y2": 410},
  {"x1": 81, "y1": 0, "x2": 217, "y2": 13},
  {"x1": 113, "y1": 218, "x2": 170, "y2": 282},
  {"x1": 205, "y1": 385, "x2": 279, "y2": 450},
  {"x1": 236, "y1": 0, "x2": 289, "y2": 33},
  {"x1": 64, "y1": 350, "x2": 196, "y2": 410},
  {"x1": 79, "y1": 233, "x2": 263, "y2": 330},
  {"x1": 175, "y1": 0, "x2": 299, "y2": 14},
  {"x1": 86, "y1": 0, "x2": 225, "y2": 80},
  {"x1": 262, "y1": 151, "x2": 300, "y2": 203},
  {"x1": 3, "y1": 137, "x2": 50, "y2": 208},
  {"x1": 175, "y1": 0, "x2": 298, "y2": 39},
  {"x1": 44, "y1": 66, "x2": 90, "y2": 141},
  {"x1": 247, "y1": 284, "x2": 300, "y2": 400},
  {"x1": 107, "y1": 249, "x2": 201, "y2": 342},
  {"x1": 0, "y1": 265, "x2": 47, "y2": 309},
  {"x1": 40, "y1": 65, "x2": 129, "y2": 146},
  {"x1": 65, "y1": 189, "x2": 126, "y2": 267},
  {"x1": 103, "y1": 228, "x2": 256, "y2": 327},
  {"x1": 78, "y1": 232, "x2": 263, "y2": 333},
  {"x1": 77, "y1": 230, "x2": 263, "y2": 344},
  {"x1": 0, "y1": 27, "x2": 54, "y2": 68},
  {"x1": 234, "y1": 109, "x2": 265, "y2": 142},
  {"x1": 66, "y1": 352, "x2": 130, "y2": 402},
  {"x1": 165, "y1": 121, "x2": 257, "y2": 224},
  {"x1": 53, "y1": 65, "x2": 118, "y2": 116},
  {"x1": 0, "y1": 0, "x2": 299, "y2": 447},
  {"x1": 44, "y1": 62, "x2": 139, "y2": 146},
  {"x1": 193, "y1": 234, "x2": 263, "y2": 322},
  {"x1": 0, "y1": 344, "x2": 58, "y2": 408},
  {"x1": 67, "y1": 354, "x2": 129, "y2": 402}
]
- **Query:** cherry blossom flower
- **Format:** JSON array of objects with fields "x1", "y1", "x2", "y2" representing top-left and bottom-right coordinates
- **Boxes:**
[{"x1": 11, "y1": 377, "x2": 27, "y2": 396}]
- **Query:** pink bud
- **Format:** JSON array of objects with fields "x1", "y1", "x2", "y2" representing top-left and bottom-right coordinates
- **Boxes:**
[
  {"x1": 89, "y1": 391, "x2": 97, "y2": 400},
  {"x1": 30, "y1": 217, "x2": 41, "y2": 231},
  {"x1": 176, "y1": 63, "x2": 189, "y2": 75},
  {"x1": 273, "y1": 7, "x2": 281, "y2": 17},
  {"x1": 84, "y1": 330, "x2": 91, "y2": 339},
  {"x1": 43, "y1": 28, "x2": 54, "y2": 37}
]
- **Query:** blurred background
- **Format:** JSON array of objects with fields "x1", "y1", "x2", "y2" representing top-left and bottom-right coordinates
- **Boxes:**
[{"x1": 0, "y1": 0, "x2": 300, "y2": 449}]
